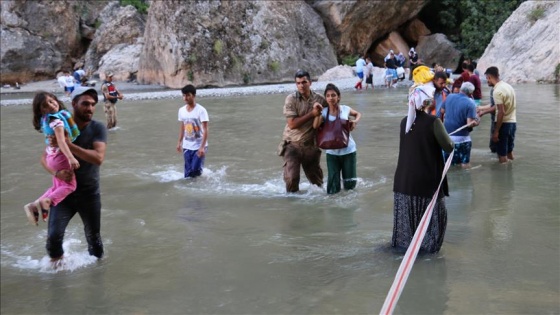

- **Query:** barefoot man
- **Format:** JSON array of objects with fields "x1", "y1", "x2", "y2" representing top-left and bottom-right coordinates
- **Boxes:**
[{"x1": 478, "y1": 66, "x2": 517, "y2": 163}]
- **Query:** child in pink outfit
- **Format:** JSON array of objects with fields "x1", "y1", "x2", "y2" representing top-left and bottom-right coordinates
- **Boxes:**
[{"x1": 24, "y1": 92, "x2": 80, "y2": 226}]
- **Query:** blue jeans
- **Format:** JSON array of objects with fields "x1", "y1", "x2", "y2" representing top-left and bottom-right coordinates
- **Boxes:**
[
  {"x1": 496, "y1": 122, "x2": 516, "y2": 157},
  {"x1": 47, "y1": 192, "x2": 103, "y2": 259},
  {"x1": 183, "y1": 148, "x2": 206, "y2": 178}
]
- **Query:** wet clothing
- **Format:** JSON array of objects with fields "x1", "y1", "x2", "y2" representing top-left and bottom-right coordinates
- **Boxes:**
[
  {"x1": 321, "y1": 105, "x2": 358, "y2": 194},
  {"x1": 281, "y1": 91, "x2": 327, "y2": 192},
  {"x1": 496, "y1": 122, "x2": 516, "y2": 157},
  {"x1": 178, "y1": 103, "x2": 209, "y2": 178},
  {"x1": 392, "y1": 192, "x2": 447, "y2": 253},
  {"x1": 47, "y1": 120, "x2": 107, "y2": 259},
  {"x1": 47, "y1": 193, "x2": 103, "y2": 259},
  {"x1": 326, "y1": 152, "x2": 356, "y2": 194},
  {"x1": 104, "y1": 102, "x2": 117, "y2": 129},
  {"x1": 444, "y1": 141, "x2": 472, "y2": 165},
  {"x1": 282, "y1": 142, "x2": 323, "y2": 192},
  {"x1": 393, "y1": 111, "x2": 453, "y2": 253},
  {"x1": 102, "y1": 81, "x2": 121, "y2": 129},
  {"x1": 493, "y1": 81, "x2": 517, "y2": 157},
  {"x1": 183, "y1": 148, "x2": 206, "y2": 178}
]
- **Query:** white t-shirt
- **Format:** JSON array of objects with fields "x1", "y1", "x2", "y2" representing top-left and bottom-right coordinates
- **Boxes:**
[
  {"x1": 321, "y1": 105, "x2": 356, "y2": 156},
  {"x1": 178, "y1": 103, "x2": 209, "y2": 150},
  {"x1": 364, "y1": 62, "x2": 374, "y2": 77},
  {"x1": 356, "y1": 58, "x2": 366, "y2": 73},
  {"x1": 57, "y1": 76, "x2": 67, "y2": 88},
  {"x1": 64, "y1": 75, "x2": 74, "y2": 88}
]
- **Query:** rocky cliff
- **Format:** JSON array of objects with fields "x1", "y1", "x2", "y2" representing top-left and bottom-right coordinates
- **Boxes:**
[
  {"x1": 477, "y1": 0, "x2": 560, "y2": 83},
  {"x1": 84, "y1": 2, "x2": 145, "y2": 81},
  {"x1": 308, "y1": 0, "x2": 428, "y2": 65},
  {"x1": 0, "y1": 0, "x2": 108, "y2": 83},
  {"x1": 138, "y1": 1, "x2": 337, "y2": 88}
]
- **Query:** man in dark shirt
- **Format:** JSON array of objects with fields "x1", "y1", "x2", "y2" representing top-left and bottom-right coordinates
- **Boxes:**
[{"x1": 42, "y1": 86, "x2": 107, "y2": 266}]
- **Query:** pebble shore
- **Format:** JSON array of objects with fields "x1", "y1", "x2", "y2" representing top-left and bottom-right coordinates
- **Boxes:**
[{"x1": 1, "y1": 77, "x2": 411, "y2": 107}]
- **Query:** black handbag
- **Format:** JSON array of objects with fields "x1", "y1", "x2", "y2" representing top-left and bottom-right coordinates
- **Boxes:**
[{"x1": 316, "y1": 107, "x2": 350, "y2": 149}]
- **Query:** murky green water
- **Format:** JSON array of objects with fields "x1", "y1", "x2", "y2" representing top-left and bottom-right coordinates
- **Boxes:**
[{"x1": 1, "y1": 83, "x2": 559, "y2": 314}]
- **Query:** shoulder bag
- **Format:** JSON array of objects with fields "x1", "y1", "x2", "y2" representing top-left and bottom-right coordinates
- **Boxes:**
[{"x1": 316, "y1": 107, "x2": 350, "y2": 149}]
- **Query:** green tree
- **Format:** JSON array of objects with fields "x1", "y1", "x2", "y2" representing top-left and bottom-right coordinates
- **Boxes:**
[{"x1": 419, "y1": 0, "x2": 525, "y2": 59}]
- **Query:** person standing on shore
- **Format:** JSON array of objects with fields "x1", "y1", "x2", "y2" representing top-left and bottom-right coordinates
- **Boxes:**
[
  {"x1": 63, "y1": 71, "x2": 75, "y2": 97},
  {"x1": 42, "y1": 86, "x2": 107, "y2": 266},
  {"x1": 278, "y1": 70, "x2": 327, "y2": 193},
  {"x1": 101, "y1": 72, "x2": 123, "y2": 129},
  {"x1": 176, "y1": 84, "x2": 209, "y2": 178},
  {"x1": 363, "y1": 57, "x2": 374, "y2": 91},
  {"x1": 478, "y1": 66, "x2": 517, "y2": 163},
  {"x1": 354, "y1": 55, "x2": 366, "y2": 90}
]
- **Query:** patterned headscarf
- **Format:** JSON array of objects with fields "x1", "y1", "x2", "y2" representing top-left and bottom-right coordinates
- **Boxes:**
[{"x1": 406, "y1": 82, "x2": 435, "y2": 133}]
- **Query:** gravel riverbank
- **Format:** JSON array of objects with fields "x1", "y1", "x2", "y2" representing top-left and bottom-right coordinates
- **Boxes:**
[{"x1": 1, "y1": 76, "x2": 411, "y2": 107}]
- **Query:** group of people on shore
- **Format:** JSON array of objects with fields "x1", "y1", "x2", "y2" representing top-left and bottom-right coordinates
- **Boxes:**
[
  {"x1": 24, "y1": 61, "x2": 516, "y2": 266},
  {"x1": 354, "y1": 47, "x2": 419, "y2": 90}
]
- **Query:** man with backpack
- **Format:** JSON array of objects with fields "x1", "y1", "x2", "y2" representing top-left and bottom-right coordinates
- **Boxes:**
[{"x1": 101, "y1": 72, "x2": 123, "y2": 129}]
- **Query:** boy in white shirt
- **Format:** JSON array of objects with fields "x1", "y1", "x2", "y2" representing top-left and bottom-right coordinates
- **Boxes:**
[{"x1": 176, "y1": 84, "x2": 209, "y2": 178}]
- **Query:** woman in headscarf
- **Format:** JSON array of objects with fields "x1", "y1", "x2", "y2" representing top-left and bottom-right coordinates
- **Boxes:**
[{"x1": 392, "y1": 68, "x2": 454, "y2": 253}]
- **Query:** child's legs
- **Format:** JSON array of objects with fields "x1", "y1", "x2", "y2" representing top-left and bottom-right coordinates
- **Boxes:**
[
  {"x1": 341, "y1": 152, "x2": 357, "y2": 190},
  {"x1": 40, "y1": 151, "x2": 77, "y2": 206}
]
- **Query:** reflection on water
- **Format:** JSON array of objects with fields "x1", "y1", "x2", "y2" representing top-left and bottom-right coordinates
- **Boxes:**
[{"x1": 1, "y1": 83, "x2": 559, "y2": 314}]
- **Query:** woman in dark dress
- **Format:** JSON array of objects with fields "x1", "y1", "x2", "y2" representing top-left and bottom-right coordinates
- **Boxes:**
[{"x1": 392, "y1": 79, "x2": 454, "y2": 253}]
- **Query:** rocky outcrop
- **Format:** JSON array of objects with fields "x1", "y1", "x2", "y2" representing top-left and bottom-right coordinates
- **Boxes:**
[
  {"x1": 308, "y1": 0, "x2": 428, "y2": 56},
  {"x1": 372, "y1": 32, "x2": 409, "y2": 66},
  {"x1": 416, "y1": 33, "x2": 462, "y2": 69},
  {"x1": 0, "y1": 0, "x2": 108, "y2": 84},
  {"x1": 84, "y1": 1, "x2": 146, "y2": 79},
  {"x1": 477, "y1": 0, "x2": 560, "y2": 83},
  {"x1": 97, "y1": 42, "x2": 143, "y2": 81},
  {"x1": 138, "y1": 1, "x2": 337, "y2": 88},
  {"x1": 400, "y1": 18, "x2": 431, "y2": 45}
]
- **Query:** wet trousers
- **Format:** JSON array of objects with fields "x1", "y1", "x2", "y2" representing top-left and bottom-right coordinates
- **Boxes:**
[
  {"x1": 326, "y1": 152, "x2": 357, "y2": 194},
  {"x1": 46, "y1": 192, "x2": 103, "y2": 259},
  {"x1": 282, "y1": 142, "x2": 323, "y2": 192},
  {"x1": 104, "y1": 101, "x2": 117, "y2": 129}
]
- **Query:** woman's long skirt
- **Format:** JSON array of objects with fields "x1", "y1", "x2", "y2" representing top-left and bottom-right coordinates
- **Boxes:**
[{"x1": 392, "y1": 192, "x2": 447, "y2": 253}]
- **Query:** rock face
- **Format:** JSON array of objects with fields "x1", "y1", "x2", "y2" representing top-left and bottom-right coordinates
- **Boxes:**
[
  {"x1": 477, "y1": 0, "x2": 560, "y2": 83},
  {"x1": 84, "y1": 2, "x2": 146, "y2": 80},
  {"x1": 0, "y1": 0, "x2": 107, "y2": 83},
  {"x1": 308, "y1": 0, "x2": 429, "y2": 56},
  {"x1": 372, "y1": 32, "x2": 410, "y2": 66},
  {"x1": 416, "y1": 33, "x2": 462, "y2": 69},
  {"x1": 138, "y1": 1, "x2": 337, "y2": 88},
  {"x1": 400, "y1": 18, "x2": 431, "y2": 45}
]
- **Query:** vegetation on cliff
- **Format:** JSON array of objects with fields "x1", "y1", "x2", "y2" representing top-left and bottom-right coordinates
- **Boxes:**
[{"x1": 419, "y1": 0, "x2": 524, "y2": 59}]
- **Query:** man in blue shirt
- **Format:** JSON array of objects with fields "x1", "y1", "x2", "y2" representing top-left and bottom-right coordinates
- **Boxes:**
[{"x1": 440, "y1": 82, "x2": 480, "y2": 168}]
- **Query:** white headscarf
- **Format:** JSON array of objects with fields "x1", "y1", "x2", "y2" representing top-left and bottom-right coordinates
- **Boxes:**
[{"x1": 406, "y1": 82, "x2": 435, "y2": 133}]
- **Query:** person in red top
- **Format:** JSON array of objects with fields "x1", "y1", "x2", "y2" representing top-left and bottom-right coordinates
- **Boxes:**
[{"x1": 466, "y1": 64, "x2": 482, "y2": 105}]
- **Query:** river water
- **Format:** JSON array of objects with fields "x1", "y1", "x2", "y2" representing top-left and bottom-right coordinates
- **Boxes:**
[{"x1": 1, "y1": 83, "x2": 559, "y2": 314}]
